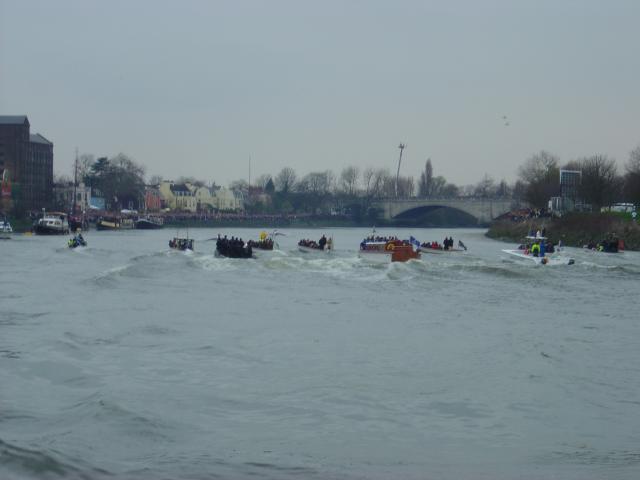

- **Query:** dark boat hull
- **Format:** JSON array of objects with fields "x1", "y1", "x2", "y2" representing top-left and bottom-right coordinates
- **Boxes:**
[
  {"x1": 33, "y1": 225, "x2": 69, "y2": 235},
  {"x1": 135, "y1": 219, "x2": 163, "y2": 229},
  {"x1": 215, "y1": 247, "x2": 253, "y2": 259}
]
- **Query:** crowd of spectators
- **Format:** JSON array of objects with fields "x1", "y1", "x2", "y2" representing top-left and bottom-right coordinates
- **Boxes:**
[{"x1": 500, "y1": 208, "x2": 552, "y2": 222}]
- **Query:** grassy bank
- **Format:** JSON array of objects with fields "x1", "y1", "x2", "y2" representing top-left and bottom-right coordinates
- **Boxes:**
[{"x1": 486, "y1": 213, "x2": 640, "y2": 250}]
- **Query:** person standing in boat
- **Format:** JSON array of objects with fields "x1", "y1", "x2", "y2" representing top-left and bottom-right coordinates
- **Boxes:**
[
  {"x1": 319, "y1": 235, "x2": 327, "y2": 250},
  {"x1": 531, "y1": 241, "x2": 540, "y2": 257}
]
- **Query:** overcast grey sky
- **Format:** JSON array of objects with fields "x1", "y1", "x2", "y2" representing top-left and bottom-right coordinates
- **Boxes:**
[{"x1": 1, "y1": 0, "x2": 639, "y2": 187}]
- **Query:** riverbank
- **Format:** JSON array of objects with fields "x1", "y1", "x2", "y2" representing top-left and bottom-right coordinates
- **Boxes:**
[{"x1": 486, "y1": 212, "x2": 640, "y2": 250}]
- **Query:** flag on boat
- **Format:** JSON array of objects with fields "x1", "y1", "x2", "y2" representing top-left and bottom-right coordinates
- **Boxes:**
[{"x1": 409, "y1": 236, "x2": 421, "y2": 248}]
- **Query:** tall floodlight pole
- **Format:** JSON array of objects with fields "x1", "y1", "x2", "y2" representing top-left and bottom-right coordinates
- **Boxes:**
[
  {"x1": 395, "y1": 143, "x2": 405, "y2": 198},
  {"x1": 72, "y1": 148, "x2": 78, "y2": 214}
]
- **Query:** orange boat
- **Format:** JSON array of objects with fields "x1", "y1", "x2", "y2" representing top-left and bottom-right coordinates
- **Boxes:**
[{"x1": 358, "y1": 238, "x2": 421, "y2": 263}]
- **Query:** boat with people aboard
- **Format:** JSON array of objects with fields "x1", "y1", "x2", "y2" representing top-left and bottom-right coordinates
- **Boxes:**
[
  {"x1": 247, "y1": 231, "x2": 276, "y2": 250},
  {"x1": 502, "y1": 231, "x2": 574, "y2": 265},
  {"x1": 584, "y1": 234, "x2": 624, "y2": 253},
  {"x1": 67, "y1": 232, "x2": 87, "y2": 249},
  {"x1": 1, "y1": 216, "x2": 13, "y2": 239},
  {"x1": 215, "y1": 235, "x2": 253, "y2": 258},
  {"x1": 298, "y1": 235, "x2": 333, "y2": 253},
  {"x1": 33, "y1": 211, "x2": 70, "y2": 235},
  {"x1": 169, "y1": 237, "x2": 194, "y2": 251},
  {"x1": 420, "y1": 236, "x2": 467, "y2": 254},
  {"x1": 135, "y1": 216, "x2": 164, "y2": 230},
  {"x1": 358, "y1": 235, "x2": 421, "y2": 263}
]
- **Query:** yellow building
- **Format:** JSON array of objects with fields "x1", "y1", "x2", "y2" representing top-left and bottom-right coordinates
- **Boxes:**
[{"x1": 158, "y1": 181, "x2": 197, "y2": 212}]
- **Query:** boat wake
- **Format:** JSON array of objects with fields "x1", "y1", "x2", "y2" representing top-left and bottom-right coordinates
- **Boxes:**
[{"x1": 0, "y1": 437, "x2": 111, "y2": 480}]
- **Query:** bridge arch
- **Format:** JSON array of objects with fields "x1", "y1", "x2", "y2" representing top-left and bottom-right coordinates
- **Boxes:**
[
  {"x1": 392, "y1": 204, "x2": 480, "y2": 225},
  {"x1": 372, "y1": 198, "x2": 514, "y2": 225}
]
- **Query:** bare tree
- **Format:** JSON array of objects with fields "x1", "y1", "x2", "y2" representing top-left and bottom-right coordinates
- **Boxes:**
[
  {"x1": 275, "y1": 167, "x2": 297, "y2": 193},
  {"x1": 229, "y1": 179, "x2": 249, "y2": 192},
  {"x1": 430, "y1": 176, "x2": 447, "y2": 197},
  {"x1": 254, "y1": 174, "x2": 273, "y2": 190},
  {"x1": 418, "y1": 158, "x2": 434, "y2": 197},
  {"x1": 397, "y1": 176, "x2": 415, "y2": 198},
  {"x1": 77, "y1": 153, "x2": 94, "y2": 183},
  {"x1": 53, "y1": 173, "x2": 72, "y2": 185},
  {"x1": 577, "y1": 155, "x2": 620, "y2": 210},
  {"x1": 624, "y1": 145, "x2": 640, "y2": 205},
  {"x1": 148, "y1": 175, "x2": 163, "y2": 186},
  {"x1": 362, "y1": 168, "x2": 388, "y2": 200},
  {"x1": 495, "y1": 179, "x2": 510, "y2": 198},
  {"x1": 441, "y1": 183, "x2": 459, "y2": 198},
  {"x1": 474, "y1": 174, "x2": 495, "y2": 198},
  {"x1": 518, "y1": 151, "x2": 560, "y2": 207},
  {"x1": 301, "y1": 171, "x2": 334, "y2": 196},
  {"x1": 511, "y1": 180, "x2": 526, "y2": 201},
  {"x1": 339, "y1": 166, "x2": 360, "y2": 196},
  {"x1": 362, "y1": 167, "x2": 375, "y2": 198}
]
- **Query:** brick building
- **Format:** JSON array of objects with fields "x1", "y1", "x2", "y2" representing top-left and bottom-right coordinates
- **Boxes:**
[{"x1": 0, "y1": 115, "x2": 53, "y2": 213}]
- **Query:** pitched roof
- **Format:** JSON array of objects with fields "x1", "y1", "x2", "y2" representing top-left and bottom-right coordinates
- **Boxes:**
[
  {"x1": 0, "y1": 115, "x2": 29, "y2": 125},
  {"x1": 170, "y1": 183, "x2": 191, "y2": 193},
  {"x1": 30, "y1": 133, "x2": 53, "y2": 145}
]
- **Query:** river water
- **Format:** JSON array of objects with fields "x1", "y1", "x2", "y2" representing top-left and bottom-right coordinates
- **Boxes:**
[{"x1": 1, "y1": 227, "x2": 639, "y2": 480}]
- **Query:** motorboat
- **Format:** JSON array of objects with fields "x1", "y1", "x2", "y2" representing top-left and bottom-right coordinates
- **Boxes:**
[
  {"x1": 583, "y1": 237, "x2": 624, "y2": 253},
  {"x1": 135, "y1": 216, "x2": 164, "y2": 229},
  {"x1": 96, "y1": 216, "x2": 134, "y2": 231},
  {"x1": 502, "y1": 235, "x2": 574, "y2": 266},
  {"x1": 247, "y1": 231, "x2": 277, "y2": 250},
  {"x1": 297, "y1": 235, "x2": 333, "y2": 253},
  {"x1": 420, "y1": 245, "x2": 466, "y2": 254},
  {"x1": 169, "y1": 237, "x2": 194, "y2": 251},
  {"x1": 33, "y1": 211, "x2": 70, "y2": 235},
  {"x1": 358, "y1": 237, "x2": 421, "y2": 263},
  {"x1": 419, "y1": 236, "x2": 467, "y2": 254},
  {"x1": 1, "y1": 217, "x2": 12, "y2": 239}
]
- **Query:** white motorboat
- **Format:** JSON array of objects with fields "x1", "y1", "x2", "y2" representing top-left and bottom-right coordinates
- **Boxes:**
[
  {"x1": 502, "y1": 235, "x2": 574, "y2": 266},
  {"x1": 1, "y1": 217, "x2": 12, "y2": 239},
  {"x1": 297, "y1": 235, "x2": 333, "y2": 254},
  {"x1": 420, "y1": 246, "x2": 466, "y2": 255},
  {"x1": 33, "y1": 211, "x2": 70, "y2": 235}
]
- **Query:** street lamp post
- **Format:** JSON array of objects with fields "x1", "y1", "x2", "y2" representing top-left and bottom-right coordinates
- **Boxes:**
[{"x1": 395, "y1": 143, "x2": 405, "y2": 198}]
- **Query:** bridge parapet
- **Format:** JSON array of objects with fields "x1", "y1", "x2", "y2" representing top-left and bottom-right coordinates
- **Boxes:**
[{"x1": 372, "y1": 197, "x2": 515, "y2": 224}]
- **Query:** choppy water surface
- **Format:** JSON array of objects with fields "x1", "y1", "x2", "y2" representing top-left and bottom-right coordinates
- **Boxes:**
[{"x1": 1, "y1": 227, "x2": 639, "y2": 480}]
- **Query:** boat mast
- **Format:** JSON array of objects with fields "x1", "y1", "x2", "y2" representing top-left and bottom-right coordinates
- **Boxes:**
[{"x1": 395, "y1": 143, "x2": 405, "y2": 198}]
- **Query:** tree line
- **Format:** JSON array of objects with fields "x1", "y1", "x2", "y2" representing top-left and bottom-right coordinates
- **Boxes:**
[
  {"x1": 56, "y1": 145, "x2": 640, "y2": 215},
  {"x1": 516, "y1": 147, "x2": 640, "y2": 210}
]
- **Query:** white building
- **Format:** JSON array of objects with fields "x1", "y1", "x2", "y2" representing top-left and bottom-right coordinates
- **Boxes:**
[
  {"x1": 53, "y1": 181, "x2": 91, "y2": 213},
  {"x1": 193, "y1": 185, "x2": 244, "y2": 212}
]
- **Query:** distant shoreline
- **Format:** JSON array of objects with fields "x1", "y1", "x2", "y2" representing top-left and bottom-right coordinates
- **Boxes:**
[
  {"x1": 7, "y1": 214, "x2": 482, "y2": 233},
  {"x1": 486, "y1": 213, "x2": 639, "y2": 251}
]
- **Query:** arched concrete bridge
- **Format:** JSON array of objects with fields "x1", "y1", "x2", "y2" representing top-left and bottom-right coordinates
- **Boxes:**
[{"x1": 372, "y1": 198, "x2": 515, "y2": 224}]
